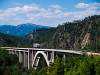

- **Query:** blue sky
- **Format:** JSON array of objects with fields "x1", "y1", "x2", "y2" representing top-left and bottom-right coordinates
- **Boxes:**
[{"x1": 0, "y1": 0, "x2": 100, "y2": 26}]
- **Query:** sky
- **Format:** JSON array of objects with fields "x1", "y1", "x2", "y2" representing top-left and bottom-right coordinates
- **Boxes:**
[{"x1": 0, "y1": 0, "x2": 100, "y2": 27}]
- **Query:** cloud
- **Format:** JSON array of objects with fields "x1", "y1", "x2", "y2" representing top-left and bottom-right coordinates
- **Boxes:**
[
  {"x1": 49, "y1": 4, "x2": 62, "y2": 9},
  {"x1": 76, "y1": 2, "x2": 100, "y2": 10},
  {"x1": 72, "y1": 9, "x2": 97, "y2": 20},
  {"x1": 0, "y1": 3, "x2": 100, "y2": 26},
  {"x1": 4, "y1": 4, "x2": 40, "y2": 14},
  {"x1": 75, "y1": 3, "x2": 90, "y2": 9}
]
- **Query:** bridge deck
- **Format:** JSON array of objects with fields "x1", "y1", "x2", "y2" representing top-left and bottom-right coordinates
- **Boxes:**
[
  {"x1": 1, "y1": 47, "x2": 100, "y2": 55},
  {"x1": 1, "y1": 47, "x2": 82, "y2": 55}
]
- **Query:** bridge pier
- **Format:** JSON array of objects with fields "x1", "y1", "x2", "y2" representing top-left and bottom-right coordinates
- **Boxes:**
[
  {"x1": 24, "y1": 52, "x2": 28, "y2": 68},
  {"x1": 31, "y1": 51, "x2": 34, "y2": 66},
  {"x1": 19, "y1": 51, "x2": 23, "y2": 63},
  {"x1": 28, "y1": 50, "x2": 30, "y2": 69},
  {"x1": 63, "y1": 54, "x2": 66, "y2": 65},
  {"x1": 51, "y1": 51, "x2": 54, "y2": 62}
]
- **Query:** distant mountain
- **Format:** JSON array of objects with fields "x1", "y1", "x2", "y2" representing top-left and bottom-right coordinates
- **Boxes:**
[{"x1": 0, "y1": 23, "x2": 50, "y2": 36}]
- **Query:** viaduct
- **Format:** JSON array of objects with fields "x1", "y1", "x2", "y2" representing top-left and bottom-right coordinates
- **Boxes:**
[{"x1": 1, "y1": 47, "x2": 100, "y2": 69}]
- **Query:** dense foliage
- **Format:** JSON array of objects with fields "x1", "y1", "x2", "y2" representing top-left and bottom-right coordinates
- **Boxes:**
[
  {"x1": 0, "y1": 48, "x2": 47, "y2": 75},
  {"x1": 1, "y1": 48, "x2": 100, "y2": 75},
  {"x1": 0, "y1": 33, "x2": 31, "y2": 47},
  {"x1": 47, "y1": 54, "x2": 100, "y2": 75},
  {"x1": 0, "y1": 48, "x2": 29, "y2": 75}
]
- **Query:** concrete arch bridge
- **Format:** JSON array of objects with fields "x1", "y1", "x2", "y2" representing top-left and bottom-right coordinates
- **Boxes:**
[{"x1": 2, "y1": 47, "x2": 99, "y2": 69}]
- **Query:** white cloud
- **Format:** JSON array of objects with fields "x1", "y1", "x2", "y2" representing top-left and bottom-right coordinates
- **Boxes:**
[
  {"x1": 49, "y1": 4, "x2": 62, "y2": 9},
  {"x1": 22, "y1": 5, "x2": 40, "y2": 12},
  {"x1": 72, "y1": 9, "x2": 97, "y2": 20},
  {"x1": 0, "y1": 3, "x2": 100, "y2": 26},
  {"x1": 75, "y1": 3, "x2": 90, "y2": 9},
  {"x1": 76, "y1": 2, "x2": 100, "y2": 10}
]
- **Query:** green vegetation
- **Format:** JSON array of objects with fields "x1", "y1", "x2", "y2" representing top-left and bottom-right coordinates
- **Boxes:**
[
  {"x1": 1, "y1": 48, "x2": 100, "y2": 75},
  {"x1": 26, "y1": 28, "x2": 56, "y2": 48},
  {"x1": 26, "y1": 15, "x2": 100, "y2": 51},
  {"x1": 47, "y1": 54, "x2": 100, "y2": 75},
  {"x1": 0, "y1": 33, "x2": 31, "y2": 47},
  {"x1": 0, "y1": 48, "x2": 28, "y2": 75},
  {"x1": 50, "y1": 15, "x2": 100, "y2": 50},
  {"x1": 0, "y1": 48, "x2": 47, "y2": 75}
]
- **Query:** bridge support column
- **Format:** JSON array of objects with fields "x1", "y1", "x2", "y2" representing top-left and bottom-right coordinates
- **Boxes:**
[
  {"x1": 51, "y1": 51, "x2": 54, "y2": 62},
  {"x1": 30, "y1": 51, "x2": 34, "y2": 67},
  {"x1": 28, "y1": 49, "x2": 30, "y2": 69},
  {"x1": 19, "y1": 51, "x2": 23, "y2": 63},
  {"x1": 24, "y1": 51, "x2": 28, "y2": 68},
  {"x1": 31, "y1": 51, "x2": 34, "y2": 62},
  {"x1": 63, "y1": 54, "x2": 65, "y2": 65}
]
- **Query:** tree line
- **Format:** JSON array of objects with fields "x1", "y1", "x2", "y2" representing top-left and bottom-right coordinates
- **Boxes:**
[{"x1": 0, "y1": 48, "x2": 100, "y2": 75}]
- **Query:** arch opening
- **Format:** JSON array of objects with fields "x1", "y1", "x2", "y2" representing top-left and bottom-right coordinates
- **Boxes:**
[{"x1": 32, "y1": 51, "x2": 49, "y2": 69}]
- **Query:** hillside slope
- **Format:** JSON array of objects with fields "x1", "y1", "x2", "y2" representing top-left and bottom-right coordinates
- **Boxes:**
[
  {"x1": 26, "y1": 28, "x2": 56, "y2": 48},
  {"x1": 51, "y1": 15, "x2": 100, "y2": 50},
  {"x1": 27, "y1": 15, "x2": 100, "y2": 50},
  {"x1": 0, "y1": 33, "x2": 30, "y2": 47}
]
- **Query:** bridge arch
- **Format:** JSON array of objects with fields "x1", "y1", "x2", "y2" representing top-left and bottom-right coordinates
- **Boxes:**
[{"x1": 32, "y1": 51, "x2": 50, "y2": 68}]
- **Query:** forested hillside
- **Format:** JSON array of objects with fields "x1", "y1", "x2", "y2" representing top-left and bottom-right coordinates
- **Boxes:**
[
  {"x1": 26, "y1": 28, "x2": 56, "y2": 48},
  {"x1": 0, "y1": 33, "x2": 30, "y2": 47},
  {"x1": 27, "y1": 15, "x2": 100, "y2": 50},
  {"x1": 51, "y1": 15, "x2": 100, "y2": 50}
]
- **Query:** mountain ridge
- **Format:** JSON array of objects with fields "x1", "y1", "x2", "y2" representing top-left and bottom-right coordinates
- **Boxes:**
[{"x1": 0, "y1": 23, "x2": 51, "y2": 36}]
